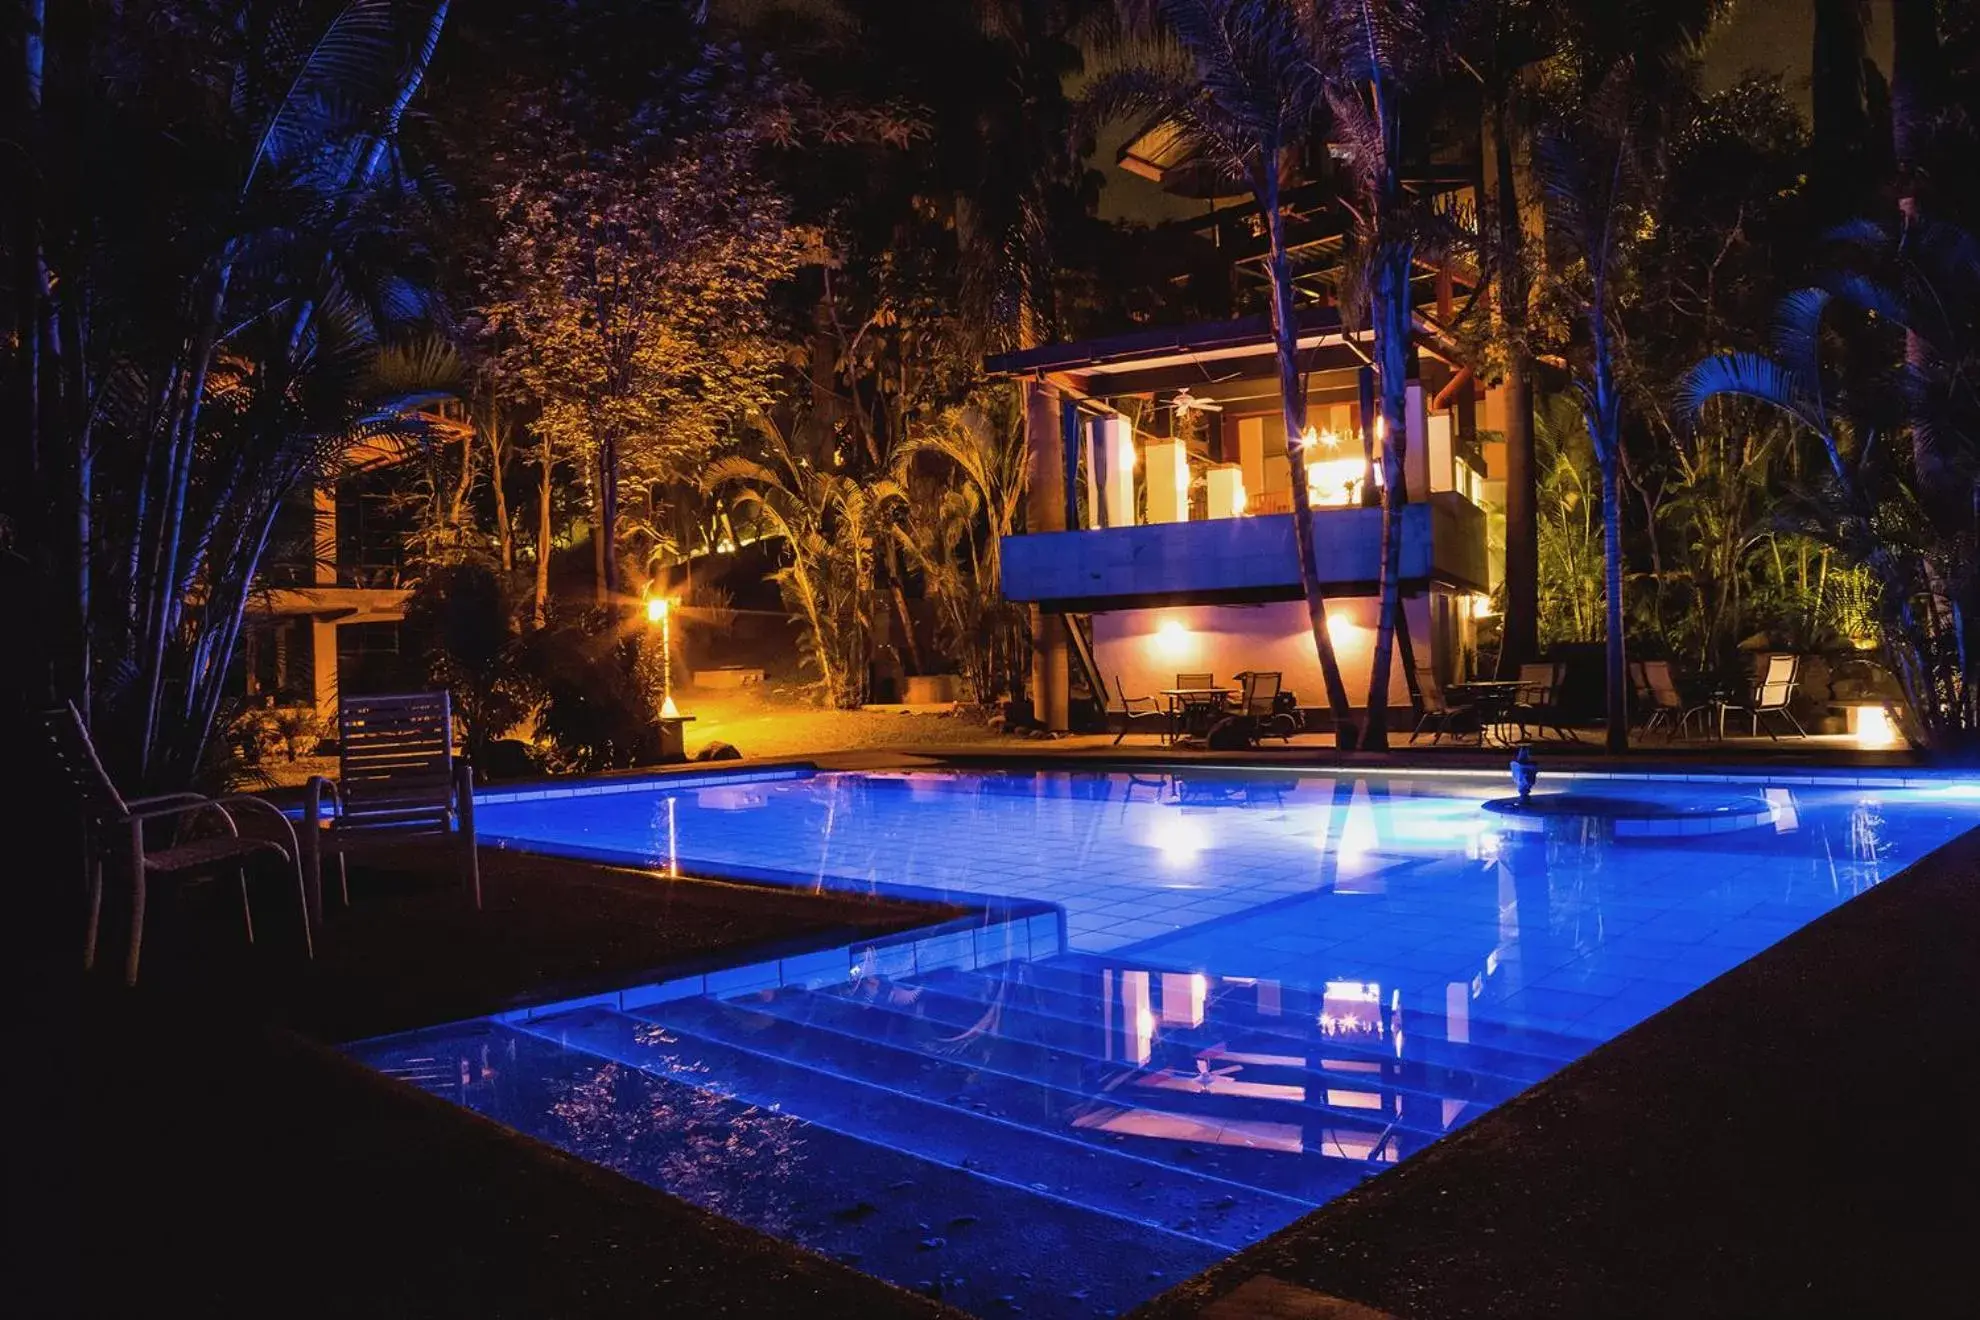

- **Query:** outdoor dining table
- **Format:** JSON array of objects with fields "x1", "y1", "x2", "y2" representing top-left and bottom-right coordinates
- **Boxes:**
[
  {"x1": 1446, "y1": 679, "x2": 1524, "y2": 746},
  {"x1": 1160, "y1": 687, "x2": 1239, "y2": 745}
]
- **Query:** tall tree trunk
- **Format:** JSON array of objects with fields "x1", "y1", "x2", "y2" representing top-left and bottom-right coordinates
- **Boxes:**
[
  {"x1": 593, "y1": 433, "x2": 618, "y2": 605},
  {"x1": 1891, "y1": 0, "x2": 1940, "y2": 486},
  {"x1": 1586, "y1": 318, "x2": 1628, "y2": 753},
  {"x1": 1811, "y1": 0, "x2": 1873, "y2": 220},
  {"x1": 488, "y1": 425, "x2": 512, "y2": 573},
  {"x1": 1361, "y1": 246, "x2": 1414, "y2": 749},
  {"x1": 1890, "y1": 0, "x2": 1938, "y2": 217},
  {"x1": 58, "y1": 276, "x2": 91, "y2": 717},
  {"x1": 1259, "y1": 163, "x2": 1357, "y2": 748},
  {"x1": 534, "y1": 430, "x2": 554, "y2": 627},
  {"x1": 448, "y1": 430, "x2": 475, "y2": 533},
  {"x1": 1490, "y1": 94, "x2": 1539, "y2": 678},
  {"x1": 1599, "y1": 452, "x2": 1627, "y2": 752},
  {"x1": 13, "y1": 0, "x2": 49, "y2": 709}
]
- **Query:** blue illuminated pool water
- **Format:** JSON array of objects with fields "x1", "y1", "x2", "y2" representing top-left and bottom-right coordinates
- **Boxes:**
[{"x1": 349, "y1": 769, "x2": 1980, "y2": 1317}]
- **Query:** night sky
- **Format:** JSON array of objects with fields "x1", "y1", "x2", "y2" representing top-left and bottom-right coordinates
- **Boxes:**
[{"x1": 1092, "y1": 0, "x2": 1893, "y2": 223}]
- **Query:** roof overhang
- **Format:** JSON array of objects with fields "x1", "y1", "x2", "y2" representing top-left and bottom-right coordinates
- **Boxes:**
[{"x1": 986, "y1": 308, "x2": 1465, "y2": 400}]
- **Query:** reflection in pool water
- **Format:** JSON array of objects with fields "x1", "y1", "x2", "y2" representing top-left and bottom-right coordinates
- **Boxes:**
[{"x1": 351, "y1": 770, "x2": 1980, "y2": 1317}]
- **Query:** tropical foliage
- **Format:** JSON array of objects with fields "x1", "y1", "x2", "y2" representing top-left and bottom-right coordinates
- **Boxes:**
[
  {"x1": 6, "y1": 0, "x2": 455, "y2": 789},
  {"x1": 1683, "y1": 219, "x2": 1980, "y2": 751}
]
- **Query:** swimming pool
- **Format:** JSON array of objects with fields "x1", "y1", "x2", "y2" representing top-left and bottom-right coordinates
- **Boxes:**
[{"x1": 349, "y1": 768, "x2": 1980, "y2": 1316}]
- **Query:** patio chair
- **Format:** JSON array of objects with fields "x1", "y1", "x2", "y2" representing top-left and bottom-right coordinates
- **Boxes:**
[
  {"x1": 1723, "y1": 654, "x2": 1808, "y2": 739},
  {"x1": 42, "y1": 701, "x2": 310, "y2": 985},
  {"x1": 1409, "y1": 666, "x2": 1479, "y2": 745},
  {"x1": 302, "y1": 691, "x2": 479, "y2": 925},
  {"x1": 1233, "y1": 670, "x2": 1298, "y2": 743},
  {"x1": 1108, "y1": 674, "x2": 1167, "y2": 746},
  {"x1": 1170, "y1": 672, "x2": 1221, "y2": 741},
  {"x1": 1633, "y1": 660, "x2": 1701, "y2": 740},
  {"x1": 1511, "y1": 661, "x2": 1575, "y2": 741}
]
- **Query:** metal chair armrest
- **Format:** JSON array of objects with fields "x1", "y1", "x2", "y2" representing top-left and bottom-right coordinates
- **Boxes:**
[
  {"x1": 214, "y1": 795, "x2": 303, "y2": 857},
  {"x1": 124, "y1": 791, "x2": 215, "y2": 811},
  {"x1": 124, "y1": 798, "x2": 238, "y2": 832},
  {"x1": 304, "y1": 774, "x2": 343, "y2": 823}
]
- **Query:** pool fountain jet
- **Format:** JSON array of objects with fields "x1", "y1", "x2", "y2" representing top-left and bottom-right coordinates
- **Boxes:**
[
  {"x1": 1484, "y1": 750, "x2": 1779, "y2": 838},
  {"x1": 1510, "y1": 746, "x2": 1537, "y2": 802}
]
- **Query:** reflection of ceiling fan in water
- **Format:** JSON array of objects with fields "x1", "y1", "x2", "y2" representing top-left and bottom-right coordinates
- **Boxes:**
[{"x1": 1168, "y1": 387, "x2": 1224, "y2": 417}]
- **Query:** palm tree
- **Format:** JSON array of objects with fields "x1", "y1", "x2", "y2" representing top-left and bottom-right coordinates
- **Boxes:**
[
  {"x1": 1535, "y1": 67, "x2": 1646, "y2": 752},
  {"x1": 893, "y1": 399, "x2": 1033, "y2": 701},
  {"x1": 1082, "y1": 0, "x2": 1359, "y2": 747},
  {"x1": 5, "y1": 0, "x2": 455, "y2": 789},
  {"x1": 708, "y1": 416, "x2": 905, "y2": 708},
  {"x1": 1681, "y1": 219, "x2": 1980, "y2": 753},
  {"x1": 1325, "y1": 0, "x2": 1434, "y2": 749}
]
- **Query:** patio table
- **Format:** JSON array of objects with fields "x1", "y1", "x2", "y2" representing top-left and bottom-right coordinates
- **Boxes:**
[
  {"x1": 1447, "y1": 680, "x2": 1523, "y2": 747},
  {"x1": 1160, "y1": 687, "x2": 1239, "y2": 745}
]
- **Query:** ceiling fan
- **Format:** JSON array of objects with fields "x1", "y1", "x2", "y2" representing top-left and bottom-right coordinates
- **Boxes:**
[{"x1": 1169, "y1": 387, "x2": 1224, "y2": 416}]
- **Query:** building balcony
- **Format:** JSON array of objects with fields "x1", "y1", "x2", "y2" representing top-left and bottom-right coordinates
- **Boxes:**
[{"x1": 1002, "y1": 494, "x2": 1487, "y2": 611}]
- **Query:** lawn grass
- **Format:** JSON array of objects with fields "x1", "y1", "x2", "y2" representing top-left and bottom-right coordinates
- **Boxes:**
[{"x1": 17, "y1": 844, "x2": 966, "y2": 1319}]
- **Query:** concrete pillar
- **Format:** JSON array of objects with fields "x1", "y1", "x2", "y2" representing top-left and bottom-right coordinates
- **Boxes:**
[
  {"x1": 1024, "y1": 379, "x2": 1068, "y2": 533},
  {"x1": 1093, "y1": 415, "x2": 1137, "y2": 528},
  {"x1": 1206, "y1": 464, "x2": 1246, "y2": 519},
  {"x1": 311, "y1": 620, "x2": 339, "y2": 716},
  {"x1": 1031, "y1": 606, "x2": 1070, "y2": 731},
  {"x1": 1237, "y1": 416, "x2": 1266, "y2": 499},
  {"x1": 1405, "y1": 380, "x2": 1430, "y2": 502},
  {"x1": 1024, "y1": 380, "x2": 1070, "y2": 728},
  {"x1": 1428, "y1": 410, "x2": 1455, "y2": 494},
  {"x1": 1143, "y1": 438, "x2": 1189, "y2": 523}
]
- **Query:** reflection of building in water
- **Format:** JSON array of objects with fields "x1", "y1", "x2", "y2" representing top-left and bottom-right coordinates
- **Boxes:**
[{"x1": 1079, "y1": 960, "x2": 1492, "y2": 1167}]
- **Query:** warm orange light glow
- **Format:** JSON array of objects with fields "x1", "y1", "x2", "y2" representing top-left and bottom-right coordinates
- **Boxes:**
[
  {"x1": 1154, "y1": 617, "x2": 1193, "y2": 658},
  {"x1": 660, "y1": 695, "x2": 680, "y2": 719},
  {"x1": 1855, "y1": 705, "x2": 1899, "y2": 748},
  {"x1": 645, "y1": 595, "x2": 670, "y2": 624},
  {"x1": 1305, "y1": 457, "x2": 1364, "y2": 506}
]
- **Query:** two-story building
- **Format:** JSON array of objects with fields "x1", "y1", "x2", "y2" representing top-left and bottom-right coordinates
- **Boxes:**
[
  {"x1": 989, "y1": 105, "x2": 1507, "y2": 733},
  {"x1": 990, "y1": 306, "x2": 1502, "y2": 732}
]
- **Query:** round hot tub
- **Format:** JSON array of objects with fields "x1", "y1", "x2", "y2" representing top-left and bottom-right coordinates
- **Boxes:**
[{"x1": 1482, "y1": 792, "x2": 1779, "y2": 838}]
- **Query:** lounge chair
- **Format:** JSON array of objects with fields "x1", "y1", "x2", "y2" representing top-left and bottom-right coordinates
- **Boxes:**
[
  {"x1": 302, "y1": 691, "x2": 480, "y2": 925},
  {"x1": 1108, "y1": 674, "x2": 1167, "y2": 746},
  {"x1": 1633, "y1": 659, "x2": 1704, "y2": 740},
  {"x1": 43, "y1": 701, "x2": 310, "y2": 985},
  {"x1": 1409, "y1": 666, "x2": 1479, "y2": 745},
  {"x1": 1511, "y1": 661, "x2": 1576, "y2": 741},
  {"x1": 1723, "y1": 654, "x2": 1807, "y2": 739}
]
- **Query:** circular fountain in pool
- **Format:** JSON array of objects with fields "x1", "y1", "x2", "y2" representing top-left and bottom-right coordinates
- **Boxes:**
[{"x1": 1482, "y1": 792, "x2": 1779, "y2": 838}]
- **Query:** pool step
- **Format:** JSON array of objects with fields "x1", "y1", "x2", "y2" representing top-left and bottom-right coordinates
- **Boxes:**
[
  {"x1": 353, "y1": 1017, "x2": 1228, "y2": 1317},
  {"x1": 795, "y1": 971, "x2": 1522, "y2": 1122},
  {"x1": 989, "y1": 952, "x2": 1609, "y2": 1064},
  {"x1": 635, "y1": 990, "x2": 1415, "y2": 1202},
  {"x1": 521, "y1": 1004, "x2": 1316, "y2": 1250},
  {"x1": 921, "y1": 962, "x2": 1563, "y2": 1089}
]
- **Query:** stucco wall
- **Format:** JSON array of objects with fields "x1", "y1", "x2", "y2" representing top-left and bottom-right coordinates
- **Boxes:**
[{"x1": 1093, "y1": 597, "x2": 1435, "y2": 711}]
